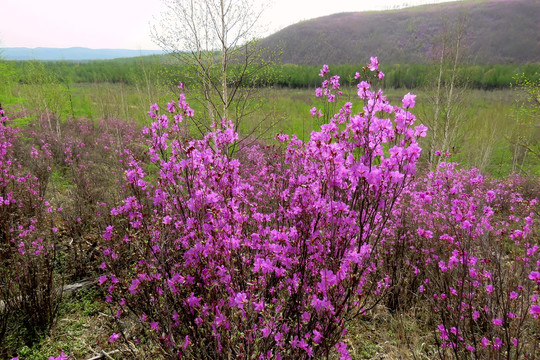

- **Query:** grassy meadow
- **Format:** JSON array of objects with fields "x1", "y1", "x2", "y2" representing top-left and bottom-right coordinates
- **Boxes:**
[{"x1": 2, "y1": 72, "x2": 536, "y2": 177}]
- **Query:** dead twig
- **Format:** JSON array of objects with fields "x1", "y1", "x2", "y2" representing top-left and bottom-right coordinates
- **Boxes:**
[{"x1": 84, "y1": 349, "x2": 120, "y2": 360}]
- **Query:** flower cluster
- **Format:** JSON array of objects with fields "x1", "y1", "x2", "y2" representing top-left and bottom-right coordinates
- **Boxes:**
[
  {"x1": 101, "y1": 59, "x2": 427, "y2": 359},
  {"x1": 384, "y1": 163, "x2": 539, "y2": 358}
]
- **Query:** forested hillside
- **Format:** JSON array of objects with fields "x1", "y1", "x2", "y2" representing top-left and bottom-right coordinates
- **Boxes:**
[{"x1": 259, "y1": 0, "x2": 540, "y2": 65}]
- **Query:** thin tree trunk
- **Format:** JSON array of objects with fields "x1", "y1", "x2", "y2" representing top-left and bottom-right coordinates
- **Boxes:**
[{"x1": 429, "y1": 39, "x2": 446, "y2": 170}]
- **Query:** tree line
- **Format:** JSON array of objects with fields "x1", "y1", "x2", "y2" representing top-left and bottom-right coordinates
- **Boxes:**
[{"x1": 3, "y1": 58, "x2": 539, "y2": 90}]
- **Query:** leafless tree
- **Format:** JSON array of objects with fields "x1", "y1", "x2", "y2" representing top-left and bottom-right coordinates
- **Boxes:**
[
  {"x1": 420, "y1": 13, "x2": 469, "y2": 170},
  {"x1": 153, "y1": 0, "x2": 278, "y2": 153}
]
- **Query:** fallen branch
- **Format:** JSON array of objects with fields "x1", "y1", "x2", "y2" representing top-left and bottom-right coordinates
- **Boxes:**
[{"x1": 84, "y1": 349, "x2": 120, "y2": 360}]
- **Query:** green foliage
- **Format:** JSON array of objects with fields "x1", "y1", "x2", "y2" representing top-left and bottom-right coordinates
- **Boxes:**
[{"x1": 4, "y1": 59, "x2": 539, "y2": 91}]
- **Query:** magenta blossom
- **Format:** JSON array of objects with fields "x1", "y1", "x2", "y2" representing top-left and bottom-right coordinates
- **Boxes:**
[
  {"x1": 402, "y1": 92, "x2": 417, "y2": 108},
  {"x1": 368, "y1": 56, "x2": 379, "y2": 71}
]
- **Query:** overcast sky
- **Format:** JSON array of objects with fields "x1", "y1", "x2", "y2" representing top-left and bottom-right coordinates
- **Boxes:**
[{"x1": 0, "y1": 0, "x2": 461, "y2": 49}]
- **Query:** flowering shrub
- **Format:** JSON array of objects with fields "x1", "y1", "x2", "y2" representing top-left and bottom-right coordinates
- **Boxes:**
[
  {"x1": 0, "y1": 106, "x2": 60, "y2": 343},
  {"x1": 102, "y1": 59, "x2": 428, "y2": 359},
  {"x1": 19, "y1": 116, "x2": 145, "y2": 280},
  {"x1": 384, "y1": 162, "x2": 539, "y2": 359}
]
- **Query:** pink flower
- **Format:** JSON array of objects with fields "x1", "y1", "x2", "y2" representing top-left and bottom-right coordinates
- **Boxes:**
[
  {"x1": 98, "y1": 275, "x2": 107, "y2": 285},
  {"x1": 313, "y1": 330, "x2": 323, "y2": 344},
  {"x1": 368, "y1": 56, "x2": 379, "y2": 71},
  {"x1": 528, "y1": 271, "x2": 540, "y2": 281},
  {"x1": 109, "y1": 332, "x2": 120, "y2": 343},
  {"x1": 335, "y1": 341, "x2": 351, "y2": 360},
  {"x1": 414, "y1": 124, "x2": 428, "y2": 138},
  {"x1": 492, "y1": 318, "x2": 503, "y2": 326},
  {"x1": 530, "y1": 305, "x2": 540, "y2": 315},
  {"x1": 231, "y1": 291, "x2": 248, "y2": 309},
  {"x1": 48, "y1": 351, "x2": 68, "y2": 360},
  {"x1": 319, "y1": 64, "x2": 329, "y2": 77},
  {"x1": 402, "y1": 93, "x2": 417, "y2": 108}
]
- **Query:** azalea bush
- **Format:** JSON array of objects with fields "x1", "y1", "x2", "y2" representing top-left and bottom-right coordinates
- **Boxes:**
[
  {"x1": 100, "y1": 58, "x2": 430, "y2": 359},
  {"x1": 0, "y1": 105, "x2": 143, "y2": 355},
  {"x1": 0, "y1": 106, "x2": 60, "y2": 345},
  {"x1": 384, "y1": 162, "x2": 539, "y2": 359},
  {"x1": 19, "y1": 115, "x2": 145, "y2": 280}
]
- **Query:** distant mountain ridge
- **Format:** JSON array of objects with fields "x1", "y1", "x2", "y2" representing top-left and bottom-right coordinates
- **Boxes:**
[
  {"x1": 259, "y1": 0, "x2": 540, "y2": 65},
  {"x1": 0, "y1": 47, "x2": 164, "y2": 61}
]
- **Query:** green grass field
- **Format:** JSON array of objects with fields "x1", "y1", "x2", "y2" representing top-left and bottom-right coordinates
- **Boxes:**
[{"x1": 1, "y1": 76, "x2": 538, "y2": 178}]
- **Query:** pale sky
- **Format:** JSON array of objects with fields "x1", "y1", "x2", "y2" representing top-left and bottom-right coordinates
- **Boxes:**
[{"x1": 0, "y1": 0, "x2": 461, "y2": 49}]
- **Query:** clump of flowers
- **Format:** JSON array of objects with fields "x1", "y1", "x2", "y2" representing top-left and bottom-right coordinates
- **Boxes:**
[
  {"x1": 0, "y1": 106, "x2": 61, "y2": 343},
  {"x1": 102, "y1": 58, "x2": 427, "y2": 359},
  {"x1": 384, "y1": 162, "x2": 539, "y2": 359}
]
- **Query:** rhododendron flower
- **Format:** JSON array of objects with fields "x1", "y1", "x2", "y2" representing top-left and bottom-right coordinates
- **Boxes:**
[
  {"x1": 335, "y1": 341, "x2": 351, "y2": 360},
  {"x1": 528, "y1": 271, "x2": 540, "y2": 281},
  {"x1": 48, "y1": 351, "x2": 68, "y2": 360},
  {"x1": 231, "y1": 291, "x2": 248, "y2": 309},
  {"x1": 110, "y1": 333, "x2": 120, "y2": 343},
  {"x1": 319, "y1": 64, "x2": 329, "y2": 77},
  {"x1": 313, "y1": 330, "x2": 323, "y2": 344},
  {"x1": 368, "y1": 56, "x2": 379, "y2": 71},
  {"x1": 402, "y1": 92, "x2": 416, "y2": 108},
  {"x1": 492, "y1": 318, "x2": 503, "y2": 326},
  {"x1": 530, "y1": 305, "x2": 540, "y2": 315}
]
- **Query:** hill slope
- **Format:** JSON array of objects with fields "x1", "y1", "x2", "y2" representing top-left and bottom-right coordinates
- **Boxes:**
[{"x1": 259, "y1": 0, "x2": 540, "y2": 65}]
